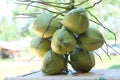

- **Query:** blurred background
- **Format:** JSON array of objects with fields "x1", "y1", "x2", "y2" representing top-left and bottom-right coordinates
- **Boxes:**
[{"x1": 0, "y1": 0, "x2": 120, "y2": 80}]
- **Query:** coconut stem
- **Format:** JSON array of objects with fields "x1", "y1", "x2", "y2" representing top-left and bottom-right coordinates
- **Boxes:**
[
  {"x1": 65, "y1": 0, "x2": 75, "y2": 11},
  {"x1": 70, "y1": 0, "x2": 75, "y2": 7},
  {"x1": 63, "y1": 54, "x2": 69, "y2": 74}
]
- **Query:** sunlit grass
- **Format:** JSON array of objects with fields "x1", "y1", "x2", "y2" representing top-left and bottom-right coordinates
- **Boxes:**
[{"x1": 94, "y1": 55, "x2": 120, "y2": 69}]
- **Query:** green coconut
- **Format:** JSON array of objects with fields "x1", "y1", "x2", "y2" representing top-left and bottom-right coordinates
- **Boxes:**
[
  {"x1": 51, "y1": 28, "x2": 76, "y2": 55},
  {"x1": 30, "y1": 36, "x2": 51, "y2": 58},
  {"x1": 62, "y1": 7, "x2": 89, "y2": 34},
  {"x1": 32, "y1": 12, "x2": 61, "y2": 38},
  {"x1": 78, "y1": 27, "x2": 104, "y2": 51},
  {"x1": 42, "y1": 50, "x2": 66, "y2": 75},
  {"x1": 70, "y1": 48, "x2": 95, "y2": 72}
]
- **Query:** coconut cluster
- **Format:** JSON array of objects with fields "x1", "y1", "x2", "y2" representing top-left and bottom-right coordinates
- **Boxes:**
[{"x1": 30, "y1": 7, "x2": 104, "y2": 75}]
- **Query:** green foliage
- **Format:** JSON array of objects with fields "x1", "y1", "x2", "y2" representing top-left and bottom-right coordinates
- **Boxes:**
[{"x1": 0, "y1": 26, "x2": 20, "y2": 41}]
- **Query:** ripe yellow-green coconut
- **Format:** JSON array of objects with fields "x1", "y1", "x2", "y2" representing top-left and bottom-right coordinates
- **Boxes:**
[
  {"x1": 32, "y1": 12, "x2": 61, "y2": 38},
  {"x1": 51, "y1": 28, "x2": 76, "y2": 55},
  {"x1": 30, "y1": 36, "x2": 51, "y2": 58},
  {"x1": 78, "y1": 27, "x2": 104, "y2": 51},
  {"x1": 42, "y1": 50, "x2": 66, "y2": 75},
  {"x1": 62, "y1": 7, "x2": 89, "y2": 34},
  {"x1": 70, "y1": 48, "x2": 95, "y2": 72}
]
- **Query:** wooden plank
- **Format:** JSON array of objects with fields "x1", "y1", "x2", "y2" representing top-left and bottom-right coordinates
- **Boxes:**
[{"x1": 4, "y1": 69, "x2": 120, "y2": 80}]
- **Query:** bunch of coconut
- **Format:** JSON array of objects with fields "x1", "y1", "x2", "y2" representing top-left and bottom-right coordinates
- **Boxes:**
[{"x1": 29, "y1": 7, "x2": 105, "y2": 75}]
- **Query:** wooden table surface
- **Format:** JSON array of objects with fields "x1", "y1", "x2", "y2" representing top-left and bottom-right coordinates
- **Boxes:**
[{"x1": 4, "y1": 69, "x2": 120, "y2": 80}]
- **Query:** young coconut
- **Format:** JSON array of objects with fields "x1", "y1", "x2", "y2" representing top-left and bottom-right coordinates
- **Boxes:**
[
  {"x1": 42, "y1": 50, "x2": 66, "y2": 75},
  {"x1": 78, "y1": 27, "x2": 104, "y2": 51},
  {"x1": 30, "y1": 36, "x2": 51, "y2": 58},
  {"x1": 32, "y1": 12, "x2": 61, "y2": 38},
  {"x1": 51, "y1": 28, "x2": 76, "y2": 55},
  {"x1": 70, "y1": 48, "x2": 95, "y2": 72},
  {"x1": 62, "y1": 7, "x2": 89, "y2": 34}
]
